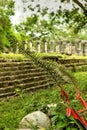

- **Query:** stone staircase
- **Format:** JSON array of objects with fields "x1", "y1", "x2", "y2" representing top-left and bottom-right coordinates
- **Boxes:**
[
  {"x1": 59, "y1": 59, "x2": 87, "y2": 71},
  {"x1": 0, "y1": 59, "x2": 53, "y2": 98}
]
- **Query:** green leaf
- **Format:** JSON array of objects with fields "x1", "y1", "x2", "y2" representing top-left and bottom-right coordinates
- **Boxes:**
[
  {"x1": 59, "y1": 113, "x2": 66, "y2": 119},
  {"x1": 51, "y1": 115, "x2": 59, "y2": 122},
  {"x1": 57, "y1": 121, "x2": 67, "y2": 128}
]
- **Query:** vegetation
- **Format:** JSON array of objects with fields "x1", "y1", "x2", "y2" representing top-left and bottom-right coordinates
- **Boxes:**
[
  {"x1": 0, "y1": 0, "x2": 87, "y2": 53},
  {"x1": 0, "y1": 0, "x2": 87, "y2": 129},
  {"x1": 15, "y1": 0, "x2": 87, "y2": 43},
  {"x1": 0, "y1": 53, "x2": 26, "y2": 60},
  {"x1": 0, "y1": 72, "x2": 87, "y2": 130},
  {"x1": 36, "y1": 53, "x2": 87, "y2": 60},
  {"x1": 0, "y1": 0, "x2": 15, "y2": 51}
]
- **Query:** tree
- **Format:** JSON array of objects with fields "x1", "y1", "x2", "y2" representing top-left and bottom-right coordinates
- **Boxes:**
[
  {"x1": 14, "y1": 0, "x2": 87, "y2": 46},
  {"x1": 71, "y1": 0, "x2": 87, "y2": 16},
  {"x1": 0, "y1": 0, "x2": 15, "y2": 52},
  {"x1": 20, "y1": 0, "x2": 87, "y2": 32}
]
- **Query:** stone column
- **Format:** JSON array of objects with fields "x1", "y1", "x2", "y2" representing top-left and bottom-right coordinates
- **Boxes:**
[
  {"x1": 16, "y1": 42, "x2": 19, "y2": 54},
  {"x1": 44, "y1": 41, "x2": 48, "y2": 53},
  {"x1": 30, "y1": 41, "x2": 33, "y2": 52},
  {"x1": 63, "y1": 42, "x2": 67, "y2": 54},
  {"x1": 24, "y1": 42, "x2": 27, "y2": 51},
  {"x1": 59, "y1": 40, "x2": 63, "y2": 54},
  {"x1": 56, "y1": 42, "x2": 60, "y2": 53},
  {"x1": 77, "y1": 40, "x2": 83, "y2": 55},
  {"x1": 68, "y1": 43, "x2": 72, "y2": 55},
  {"x1": 37, "y1": 41, "x2": 41, "y2": 53},
  {"x1": 82, "y1": 40, "x2": 87, "y2": 56},
  {"x1": 71, "y1": 45, "x2": 76, "y2": 55},
  {"x1": 84, "y1": 43, "x2": 87, "y2": 56},
  {"x1": 50, "y1": 41, "x2": 54, "y2": 53},
  {"x1": 79, "y1": 41, "x2": 83, "y2": 55}
]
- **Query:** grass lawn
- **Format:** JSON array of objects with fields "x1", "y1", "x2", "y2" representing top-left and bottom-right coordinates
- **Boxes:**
[{"x1": 0, "y1": 71, "x2": 87, "y2": 130}]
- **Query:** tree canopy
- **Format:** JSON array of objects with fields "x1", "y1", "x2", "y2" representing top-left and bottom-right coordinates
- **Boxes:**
[
  {"x1": 15, "y1": 0, "x2": 87, "y2": 43},
  {"x1": 1, "y1": 0, "x2": 87, "y2": 52}
]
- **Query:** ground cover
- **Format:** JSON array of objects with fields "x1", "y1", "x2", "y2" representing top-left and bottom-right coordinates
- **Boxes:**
[
  {"x1": 0, "y1": 53, "x2": 27, "y2": 60},
  {"x1": 0, "y1": 53, "x2": 87, "y2": 60},
  {"x1": 0, "y1": 71, "x2": 87, "y2": 130},
  {"x1": 37, "y1": 53, "x2": 87, "y2": 60}
]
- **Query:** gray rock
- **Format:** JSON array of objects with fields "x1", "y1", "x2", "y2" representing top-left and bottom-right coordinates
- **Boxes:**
[{"x1": 19, "y1": 111, "x2": 51, "y2": 129}]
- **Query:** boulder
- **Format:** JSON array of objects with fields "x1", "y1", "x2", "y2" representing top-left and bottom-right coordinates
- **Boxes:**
[{"x1": 19, "y1": 111, "x2": 51, "y2": 129}]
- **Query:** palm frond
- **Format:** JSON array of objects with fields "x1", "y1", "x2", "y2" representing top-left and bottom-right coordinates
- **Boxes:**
[{"x1": 26, "y1": 51, "x2": 77, "y2": 87}]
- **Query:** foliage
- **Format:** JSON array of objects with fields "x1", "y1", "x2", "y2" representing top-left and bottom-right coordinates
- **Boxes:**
[
  {"x1": 0, "y1": 0, "x2": 14, "y2": 16},
  {"x1": 26, "y1": 51, "x2": 87, "y2": 128},
  {"x1": 0, "y1": 72, "x2": 87, "y2": 129},
  {"x1": 37, "y1": 53, "x2": 87, "y2": 60},
  {"x1": 26, "y1": 51, "x2": 77, "y2": 85},
  {"x1": 0, "y1": 0, "x2": 87, "y2": 52},
  {"x1": 14, "y1": 0, "x2": 87, "y2": 44},
  {"x1": 0, "y1": 0, "x2": 15, "y2": 51}
]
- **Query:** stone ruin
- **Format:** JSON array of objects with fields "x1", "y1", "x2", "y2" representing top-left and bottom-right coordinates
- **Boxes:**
[{"x1": 15, "y1": 39, "x2": 87, "y2": 56}]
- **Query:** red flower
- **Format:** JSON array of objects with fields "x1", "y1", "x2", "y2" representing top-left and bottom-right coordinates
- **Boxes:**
[
  {"x1": 76, "y1": 90, "x2": 87, "y2": 108},
  {"x1": 59, "y1": 85, "x2": 87, "y2": 127},
  {"x1": 71, "y1": 109, "x2": 87, "y2": 127},
  {"x1": 78, "y1": 108, "x2": 87, "y2": 113},
  {"x1": 79, "y1": 116, "x2": 87, "y2": 127},
  {"x1": 60, "y1": 88, "x2": 70, "y2": 103},
  {"x1": 71, "y1": 109, "x2": 79, "y2": 119},
  {"x1": 66, "y1": 108, "x2": 71, "y2": 117}
]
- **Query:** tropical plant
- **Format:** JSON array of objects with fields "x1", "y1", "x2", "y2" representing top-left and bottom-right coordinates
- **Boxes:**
[{"x1": 25, "y1": 51, "x2": 87, "y2": 129}]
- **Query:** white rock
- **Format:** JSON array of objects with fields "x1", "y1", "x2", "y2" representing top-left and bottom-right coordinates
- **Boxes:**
[{"x1": 19, "y1": 111, "x2": 51, "y2": 129}]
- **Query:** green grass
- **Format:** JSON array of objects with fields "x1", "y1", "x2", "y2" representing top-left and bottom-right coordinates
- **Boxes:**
[
  {"x1": 0, "y1": 53, "x2": 27, "y2": 60},
  {"x1": 0, "y1": 72, "x2": 87, "y2": 130},
  {"x1": 0, "y1": 53, "x2": 87, "y2": 61},
  {"x1": 37, "y1": 53, "x2": 87, "y2": 60}
]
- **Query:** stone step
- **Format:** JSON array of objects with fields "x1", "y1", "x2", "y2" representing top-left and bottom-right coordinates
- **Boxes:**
[
  {"x1": 0, "y1": 79, "x2": 52, "y2": 94},
  {"x1": 16, "y1": 79, "x2": 52, "y2": 89},
  {"x1": 0, "y1": 91, "x2": 15, "y2": 98},
  {"x1": 0, "y1": 72, "x2": 48, "y2": 81},
  {"x1": 0, "y1": 80, "x2": 53, "y2": 98},
  {"x1": 0, "y1": 58, "x2": 30, "y2": 62},
  {"x1": 0, "y1": 64, "x2": 37, "y2": 72},
  {"x1": 0, "y1": 75, "x2": 49, "y2": 88},
  {"x1": 0, "y1": 59, "x2": 53, "y2": 99},
  {"x1": 0, "y1": 68, "x2": 44, "y2": 77},
  {"x1": 65, "y1": 62, "x2": 87, "y2": 67},
  {"x1": 0, "y1": 60, "x2": 34, "y2": 67},
  {"x1": 59, "y1": 59, "x2": 87, "y2": 64},
  {"x1": 24, "y1": 82, "x2": 53, "y2": 92}
]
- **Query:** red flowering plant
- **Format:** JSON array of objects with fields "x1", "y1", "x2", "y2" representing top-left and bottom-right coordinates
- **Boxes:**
[
  {"x1": 59, "y1": 85, "x2": 87, "y2": 129},
  {"x1": 28, "y1": 52, "x2": 87, "y2": 129}
]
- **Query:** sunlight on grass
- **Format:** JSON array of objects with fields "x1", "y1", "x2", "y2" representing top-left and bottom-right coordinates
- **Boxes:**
[
  {"x1": 37, "y1": 53, "x2": 87, "y2": 60},
  {"x1": 67, "y1": 55, "x2": 87, "y2": 59},
  {"x1": 0, "y1": 53, "x2": 27, "y2": 60}
]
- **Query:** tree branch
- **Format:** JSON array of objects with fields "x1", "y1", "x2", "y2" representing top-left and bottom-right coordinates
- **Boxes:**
[{"x1": 73, "y1": 0, "x2": 87, "y2": 16}]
